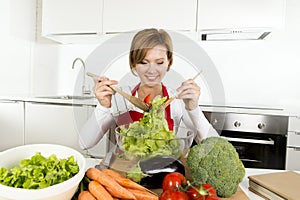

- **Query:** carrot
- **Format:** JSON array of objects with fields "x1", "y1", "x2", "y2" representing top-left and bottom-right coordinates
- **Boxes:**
[
  {"x1": 127, "y1": 188, "x2": 159, "y2": 200},
  {"x1": 78, "y1": 190, "x2": 96, "y2": 200},
  {"x1": 101, "y1": 168, "x2": 124, "y2": 178},
  {"x1": 88, "y1": 180, "x2": 114, "y2": 200},
  {"x1": 86, "y1": 167, "x2": 136, "y2": 200},
  {"x1": 101, "y1": 168, "x2": 148, "y2": 191}
]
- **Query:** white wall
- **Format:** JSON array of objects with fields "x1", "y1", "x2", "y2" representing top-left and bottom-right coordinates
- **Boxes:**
[
  {"x1": 0, "y1": 0, "x2": 36, "y2": 96},
  {"x1": 200, "y1": 39, "x2": 300, "y2": 110}
]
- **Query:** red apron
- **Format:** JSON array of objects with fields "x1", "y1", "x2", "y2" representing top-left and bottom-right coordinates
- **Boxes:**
[{"x1": 116, "y1": 83, "x2": 174, "y2": 130}]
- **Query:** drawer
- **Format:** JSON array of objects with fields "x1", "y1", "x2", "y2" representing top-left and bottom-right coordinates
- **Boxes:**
[
  {"x1": 286, "y1": 147, "x2": 300, "y2": 170},
  {"x1": 288, "y1": 116, "x2": 300, "y2": 131},
  {"x1": 287, "y1": 131, "x2": 300, "y2": 147}
]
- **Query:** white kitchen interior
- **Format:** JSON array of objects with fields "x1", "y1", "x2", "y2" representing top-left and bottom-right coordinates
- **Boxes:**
[{"x1": 1, "y1": 0, "x2": 300, "y2": 174}]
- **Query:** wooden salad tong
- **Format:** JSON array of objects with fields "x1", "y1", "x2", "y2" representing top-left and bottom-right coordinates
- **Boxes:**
[{"x1": 86, "y1": 72, "x2": 150, "y2": 112}]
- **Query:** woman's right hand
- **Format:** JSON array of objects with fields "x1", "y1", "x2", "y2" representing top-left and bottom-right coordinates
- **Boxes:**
[{"x1": 92, "y1": 76, "x2": 118, "y2": 108}]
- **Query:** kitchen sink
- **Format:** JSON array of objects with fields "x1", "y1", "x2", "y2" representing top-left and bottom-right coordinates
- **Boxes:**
[{"x1": 36, "y1": 95, "x2": 96, "y2": 100}]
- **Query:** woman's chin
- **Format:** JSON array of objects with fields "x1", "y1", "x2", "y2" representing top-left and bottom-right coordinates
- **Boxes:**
[{"x1": 144, "y1": 81, "x2": 161, "y2": 87}]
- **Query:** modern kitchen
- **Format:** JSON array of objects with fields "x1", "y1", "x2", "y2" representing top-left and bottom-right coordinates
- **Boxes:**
[{"x1": 1, "y1": 0, "x2": 300, "y2": 199}]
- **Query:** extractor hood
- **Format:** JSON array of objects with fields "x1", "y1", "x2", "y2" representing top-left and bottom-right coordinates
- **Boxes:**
[
  {"x1": 200, "y1": 27, "x2": 272, "y2": 41},
  {"x1": 197, "y1": 0, "x2": 286, "y2": 41}
]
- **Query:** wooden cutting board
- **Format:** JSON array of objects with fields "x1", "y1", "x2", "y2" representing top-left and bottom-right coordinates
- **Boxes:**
[
  {"x1": 221, "y1": 187, "x2": 249, "y2": 200},
  {"x1": 106, "y1": 154, "x2": 249, "y2": 200}
]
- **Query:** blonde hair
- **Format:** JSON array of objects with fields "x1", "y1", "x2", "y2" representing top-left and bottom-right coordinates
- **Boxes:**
[{"x1": 129, "y1": 29, "x2": 173, "y2": 74}]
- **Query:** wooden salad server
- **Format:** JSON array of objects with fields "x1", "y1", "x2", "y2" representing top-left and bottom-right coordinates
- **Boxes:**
[{"x1": 86, "y1": 72, "x2": 150, "y2": 112}]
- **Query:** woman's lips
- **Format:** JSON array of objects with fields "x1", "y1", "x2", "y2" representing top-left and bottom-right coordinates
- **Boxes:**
[{"x1": 146, "y1": 75, "x2": 159, "y2": 81}]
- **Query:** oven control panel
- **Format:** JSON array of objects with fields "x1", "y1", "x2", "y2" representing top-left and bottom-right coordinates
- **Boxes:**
[{"x1": 204, "y1": 112, "x2": 288, "y2": 135}]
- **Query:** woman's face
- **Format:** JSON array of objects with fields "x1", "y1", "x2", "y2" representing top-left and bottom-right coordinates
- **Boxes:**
[{"x1": 135, "y1": 45, "x2": 169, "y2": 87}]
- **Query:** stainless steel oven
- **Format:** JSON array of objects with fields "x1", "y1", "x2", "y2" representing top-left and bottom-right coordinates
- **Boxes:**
[{"x1": 203, "y1": 111, "x2": 289, "y2": 169}]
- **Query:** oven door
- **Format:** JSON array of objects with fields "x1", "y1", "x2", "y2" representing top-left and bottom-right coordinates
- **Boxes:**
[{"x1": 221, "y1": 131, "x2": 287, "y2": 169}]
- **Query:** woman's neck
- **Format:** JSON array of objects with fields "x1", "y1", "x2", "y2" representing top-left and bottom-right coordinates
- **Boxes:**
[{"x1": 138, "y1": 83, "x2": 163, "y2": 101}]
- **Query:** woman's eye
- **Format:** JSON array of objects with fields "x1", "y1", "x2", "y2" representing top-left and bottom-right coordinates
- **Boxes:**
[
  {"x1": 140, "y1": 61, "x2": 148, "y2": 65},
  {"x1": 157, "y1": 61, "x2": 164, "y2": 65}
]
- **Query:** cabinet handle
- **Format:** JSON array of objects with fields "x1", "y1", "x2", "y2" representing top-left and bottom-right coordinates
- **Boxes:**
[
  {"x1": 0, "y1": 100, "x2": 20, "y2": 103},
  {"x1": 295, "y1": 132, "x2": 300, "y2": 136},
  {"x1": 292, "y1": 147, "x2": 300, "y2": 151},
  {"x1": 28, "y1": 101, "x2": 86, "y2": 107}
]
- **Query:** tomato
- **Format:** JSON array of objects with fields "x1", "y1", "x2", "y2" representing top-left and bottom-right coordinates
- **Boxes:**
[
  {"x1": 187, "y1": 186, "x2": 204, "y2": 200},
  {"x1": 143, "y1": 94, "x2": 151, "y2": 105},
  {"x1": 187, "y1": 184, "x2": 219, "y2": 200},
  {"x1": 160, "y1": 190, "x2": 190, "y2": 200},
  {"x1": 162, "y1": 172, "x2": 187, "y2": 191},
  {"x1": 202, "y1": 184, "x2": 217, "y2": 197}
]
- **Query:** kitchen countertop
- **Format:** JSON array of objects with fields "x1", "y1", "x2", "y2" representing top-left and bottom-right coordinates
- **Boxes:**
[
  {"x1": 199, "y1": 104, "x2": 292, "y2": 117},
  {"x1": 0, "y1": 95, "x2": 98, "y2": 106},
  {"x1": 1, "y1": 95, "x2": 296, "y2": 116},
  {"x1": 84, "y1": 157, "x2": 296, "y2": 200}
]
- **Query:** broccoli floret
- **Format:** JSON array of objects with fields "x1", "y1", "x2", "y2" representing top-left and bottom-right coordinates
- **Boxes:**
[{"x1": 186, "y1": 137, "x2": 245, "y2": 198}]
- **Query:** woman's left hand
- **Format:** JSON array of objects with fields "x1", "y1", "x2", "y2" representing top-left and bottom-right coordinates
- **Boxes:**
[{"x1": 176, "y1": 78, "x2": 201, "y2": 111}]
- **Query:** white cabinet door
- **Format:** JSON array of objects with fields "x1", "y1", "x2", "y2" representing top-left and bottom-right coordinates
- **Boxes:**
[
  {"x1": 287, "y1": 131, "x2": 300, "y2": 148},
  {"x1": 103, "y1": 0, "x2": 197, "y2": 33},
  {"x1": 197, "y1": 0, "x2": 285, "y2": 30},
  {"x1": 287, "y1": 116, "x2": 300, "y2": 148},
  {"x1": 0, "y1": 100, "x2": 24, "y2": 151},
  {"x1": 41, "y1": 0, "x2": 103, "y2": 35},
  {"x1": 286, "y1": 116, "x2": 300, "y2": 170},
  {"x1": 286, "y1": 147, "x2": 300, "y2": 170},
  {"x1": 24, "y1": 102, "x2": 89, "y2": 154},
  {"x1": 288, "y1": 116, "x2": 300, "y2": 133}
]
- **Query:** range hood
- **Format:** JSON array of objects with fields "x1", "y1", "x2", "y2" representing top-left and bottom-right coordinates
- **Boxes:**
[
  {"x1": 200, "y1": 27, "x2": 272, "y2": 41},
  {"x1": 197, "y1": 0, "x2": 286, "y2": 41}
]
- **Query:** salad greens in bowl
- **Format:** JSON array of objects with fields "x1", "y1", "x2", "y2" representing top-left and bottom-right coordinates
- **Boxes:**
[
  {"x1": 116, "y1": 125, "x2": 194, "y2": 160},
  {"x1": 115, "y1": 95, "x2": 194, "y2": 160},
  {"x1": 0, "y1": 144, "x2": 85, "y2": 200}
]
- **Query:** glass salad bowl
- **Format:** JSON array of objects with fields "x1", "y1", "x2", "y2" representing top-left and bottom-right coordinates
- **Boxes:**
[{"x1": 115, "y1": 125, "x2": 195, "y2": 160}]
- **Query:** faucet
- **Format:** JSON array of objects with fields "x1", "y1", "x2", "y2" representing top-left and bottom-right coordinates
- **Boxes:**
[{"x1": 72, "y1": 58, "x2": 91, "y2": 95}]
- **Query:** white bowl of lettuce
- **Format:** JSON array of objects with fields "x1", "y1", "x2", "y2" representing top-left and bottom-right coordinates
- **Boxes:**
[{"x1": 0, "y1": 144, "x2": 86, "y2": 200}]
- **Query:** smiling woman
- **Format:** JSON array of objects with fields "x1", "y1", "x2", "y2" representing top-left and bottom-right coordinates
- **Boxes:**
[{"x1": 78, "y1": 28, "x2": 219, "y2": 154}]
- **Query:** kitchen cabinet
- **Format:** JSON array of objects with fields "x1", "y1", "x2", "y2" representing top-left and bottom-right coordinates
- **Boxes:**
[
  {"x1": 24, "y1": 102, "x2": 107, "y2": 158},
  {"x1": 286, "y1": 116, "x2": 300, "y2": 170},
  {"x1": 197, "y1": 0, "x2": 285, "y2": 30},
  {"x1": 40, "y1": 0, "x2": 103, "y2": 36},
  {"x1": 103, "y1": 0, "x2": 197, "y2": 33},
  {"x1": 196, "y1": 0, "x2": 285, "y2": 40},
  {"x1": 39, "y1": 0, "x2": 197, "y2": 43},
  {"x1": 0, "y1": 100, "x2": 24, "y2": 151}
]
